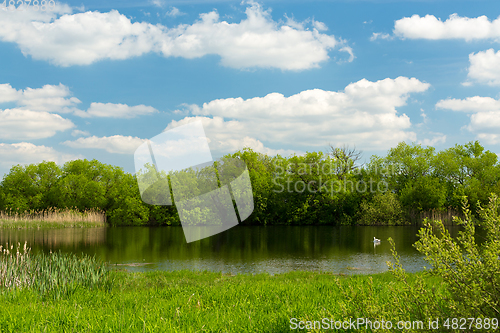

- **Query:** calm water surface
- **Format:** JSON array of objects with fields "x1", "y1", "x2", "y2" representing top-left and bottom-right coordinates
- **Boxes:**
[{"x1": 0, "y1": 226, "x2": 462, "y2": 275}]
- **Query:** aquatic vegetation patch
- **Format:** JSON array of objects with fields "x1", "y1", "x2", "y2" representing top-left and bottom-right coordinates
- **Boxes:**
[
  {"x1": 0, "y1": 242, "x2": 112, "y2": 299},
  {"x1": 0, "y1": 208, "x2": 106, "y2": 228}
]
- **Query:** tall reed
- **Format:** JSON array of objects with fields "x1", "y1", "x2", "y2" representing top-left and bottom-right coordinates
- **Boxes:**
[
  {"x1": 0, "y1": 242, "x2": 112, "y2": 299},
  {"x1": 406, "y1": 207, "x2": 464, "y2": 225},
  {"x1": 0, "y1": 208, "x2": 106, "y2": 228}
]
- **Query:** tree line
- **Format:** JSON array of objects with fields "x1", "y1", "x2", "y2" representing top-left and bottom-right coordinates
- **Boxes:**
[{"x1": 0, "y1": 141, "x2": 498, "y2": 226}]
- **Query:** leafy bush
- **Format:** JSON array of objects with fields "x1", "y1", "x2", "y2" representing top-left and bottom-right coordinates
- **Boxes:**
[
  {"x1": 412, "y1": 195, "x2": 500, "y2": 318},
  {"x1": 338, "y1": 195, "x2": 500, "y2": 331}
]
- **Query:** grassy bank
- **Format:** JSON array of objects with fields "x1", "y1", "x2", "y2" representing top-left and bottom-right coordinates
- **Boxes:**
[
  {"x1": 0, "y1": 208, "x2": 106, "y2": 228},
  {"x1": 0, "y1": 246, "x2": 494, "y2": 332},
  {"x1": 0, "y1": 241, "x2": 447, "y2": 332},
  {"x1": 0, "y1": 269, "x2": 447, "y2": 333}
]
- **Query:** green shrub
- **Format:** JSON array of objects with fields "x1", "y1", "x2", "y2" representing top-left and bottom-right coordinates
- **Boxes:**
[
  {"x1": 338, "y1": 194, "x2": 500, "y2": 332},
  {"x1": 412, "y1": 195, "x2": 500, "y2": 318}
]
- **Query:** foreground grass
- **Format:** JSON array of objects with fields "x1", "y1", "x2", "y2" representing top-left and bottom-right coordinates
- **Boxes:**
[{"x1": 0, "y1": 269, "x2": 447, "y2": 332}]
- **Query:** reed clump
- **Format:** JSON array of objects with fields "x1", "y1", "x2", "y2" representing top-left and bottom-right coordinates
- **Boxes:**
[
  {"x1": 0, "y1": 208, "x2": 106, "y2": 228},
  {"x1": 0, "y1": 242, "x2": 112, "y2": 299}
]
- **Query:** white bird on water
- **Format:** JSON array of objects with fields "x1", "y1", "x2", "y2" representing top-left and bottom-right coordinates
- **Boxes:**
[{"x1": 373, "y1": 237, "x2": 381, "y2": 244}]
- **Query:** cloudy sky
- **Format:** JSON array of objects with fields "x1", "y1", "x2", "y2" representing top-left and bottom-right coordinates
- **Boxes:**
[{"x1": 1, "y1": 0, "x2": 499, "y2": 177}]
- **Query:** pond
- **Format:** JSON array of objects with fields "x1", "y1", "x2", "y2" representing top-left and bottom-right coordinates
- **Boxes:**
[{"x1": 0, "y1": 225, "x2": 462, "y2": 275}]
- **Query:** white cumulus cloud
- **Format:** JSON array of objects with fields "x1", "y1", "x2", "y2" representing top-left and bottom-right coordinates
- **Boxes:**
[
  {"x1": 312, "y1": 20, "x2": 328, "y2": 32},
  {"x1": 62, "y1": 135, "x2": 147, "y2": 154},
  {"x1": 476, "y1": 133, "x2": 500, "y2": 145},
  {"x1": 436, "y1": 96, "x2": 500, "y2": 112},
  {"x1": 436, "y1": 95, "x2": 500, "y2": 144},
  {"x1": 0, "y1": 82, "x2": 158, "y2": 118},
  {"x1": 0, "y1": 83, "x2": 81, "y2": 113},
  {"x1": 0, "y1": 83, "x2": 76, "y2": 140},
  {"x1": 464, "y1": 49, "x2": 500, "y2": 86},
  {"x1": 418, "y1": 133, "x2": 447, "y2": 146},
  {"x1": 74, "y1": 102, "x2": 158, "y2": 118},
  {"x1": 0, "y1": 109, "x2": 74, "y2": 140},
  {"x1": 168, "y1": 77, "x2": 430, "y2": 154},
  {"x1": 0, "y1": 84, "x2": 21, "y2": 103},
  {"x1": 393, "y1": 14, "x2": 500, "y2": 41},
  {"x1": 0, "y1": 142, "x2": 82, "y2": 177},
  {"x1": 0, "y1": 2, "x2": 350, "y2": 70}
]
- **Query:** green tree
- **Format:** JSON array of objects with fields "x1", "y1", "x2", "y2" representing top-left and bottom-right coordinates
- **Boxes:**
[
  {"x1": 384, "y1": 142, "x2": 436, "y2": 194},
  {"x1": 147, "y1": 205, "x2": 180, "y2": 226},
  {"x1": 231, "y1": 148, "x2": 275, "y2": 225},
  {"x1": 434, "y1": 141, "x2": 500, "y2": 212},
  {"x1": 357, "y1": 192, "x2": 406, "y2": 225},
  {"x1": 59, "y1": 173, "x2": 106, "y2": 210},
  {"x1": 106, "y1": 174, "x2": 149, "y2": 226},
  {"x1": 0, "y1": 162, "x2": 62, "y2": 211},
  {"x1": 399, "y1": 176, "x2": 446, "y2": 211},
  {"x1": 0, "y1": 186, "x2": 4, "y2": 211},
  {"x1": 59, "y1": 159, "x2": 136, "y2": 213}
]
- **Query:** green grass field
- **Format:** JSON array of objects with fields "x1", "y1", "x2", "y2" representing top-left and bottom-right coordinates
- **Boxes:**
[{"x1": 0, "y1": 268, "x2": 449, "y2": 332}]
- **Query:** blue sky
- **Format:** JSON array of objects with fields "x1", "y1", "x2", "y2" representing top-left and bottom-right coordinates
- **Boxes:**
[{"x1": 1, "y1": 0, "x2": 500, "y2": 177}]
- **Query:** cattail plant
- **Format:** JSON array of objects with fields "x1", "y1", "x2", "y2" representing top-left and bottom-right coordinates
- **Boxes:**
[{"x1": 0, "y1": 242, "x2": 113, "y2": 299}]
